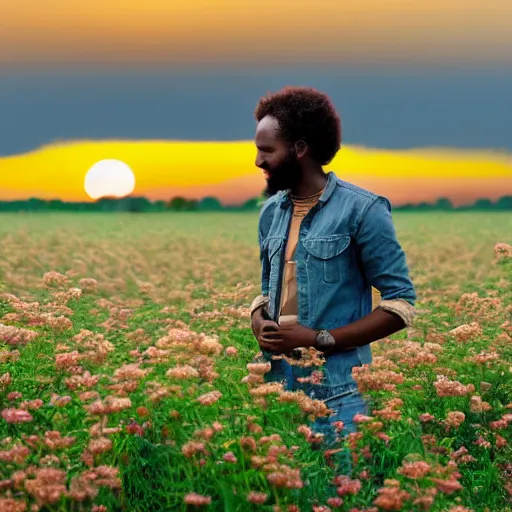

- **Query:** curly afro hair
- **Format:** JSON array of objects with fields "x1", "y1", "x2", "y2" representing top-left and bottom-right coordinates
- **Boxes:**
[{"x1": 254, "y1": 86, "x2": 342, "y2": 166}]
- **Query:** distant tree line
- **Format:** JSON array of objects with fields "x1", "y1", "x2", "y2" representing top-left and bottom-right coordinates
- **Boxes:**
[
  {"x1": 392, "y1": 196, "x2": 512, "y2": 212},
  {"x1": 0, "y1": 195, "x2": 510, "y2": 213},
  {"x1": 0, "y1": 196, "x2": 261, "y2": 213}
]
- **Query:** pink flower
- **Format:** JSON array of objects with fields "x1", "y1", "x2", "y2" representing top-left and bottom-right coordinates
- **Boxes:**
[
  {"x1": 445, "y1": 411, "x2": 465, "y2": 428},
  {"x1": 46, "y1": 315, "x2": 73, "y2": 332},
  {"x1": 240, "y1": 437, "x2": 257, "y2": 452},
  {"x1": 352, "y1": 366, "x2": 404, "y2": 392},
  {"x1": 196, "y1": 391, "x2": 222, "y2": 406},
  {"x1": 88, "y1": 437, "x2": 113, "y2": 454},
  {"x1": 494, "y1": 242, "x2": 512, "y2": 259},
  {"x1": 166, "y1": 365, "x2": 199, "y2": 379},
  {"x1": 44, "y1": 271, "x2": 69, "y2": 288},
  {"x1": 489, "y1": 419, "x2": 508, "y2": 430},
  {"x1": 474, "y1": 436, "x2": 491, "y2": 449},
  {"x1": 397, "y1": 461, "x2": 431, "y2": 479},
  {"x1": 373, "y1": 486, "x2": 411, "y2": 510},
  {"x1": 353, "y1": 414, "x2": 373, "y2": 423},
  {"x1": 184, "y1": 493, "x2": 212, "y2": 506},
  {"x1": 495, "y1": 435, "x2": 507, "y2": 448},
  {"x1": 374, "y1": 408, "x2": 401, "y2": 421},
  {"x1": 469, "y1": 396, "x2": 492, "y2": 413},
  {"x1": 79, "y1": 278, "x2": 98, "y2": 293},
  {"x1": 0, "y1": 444, "x2": 31, "y2": 464},
  {"x1": 0, "y1": 497, "x2": 27, "y2": 511},
  {"x1": 335, "y1": 476, "x2": 362, "y2": 496},
  {"x1": 1, "y1": 408, "x2": 33, "y2": 423},
  {"x1": 0, "y1": 372, "x2": 11, "y2": 391},
  {"x1": 223, "y1": 452, "x2": 237, "y2": 463},
  {"x1": 448, "y1": 322, "x2": 483, "y2": 342},
  {"x1": 246, "y1": 362, "x2": 271, "y2": 375},
  {"x1": 55, "y1": 351, "x2": 82, "y2": 370},
  {"x1": 0, "y1": 325, "x2": 38, "y2": 345},
  {"x1": 450, "y1": 446, "x2": 476, "y2": 464},
  {"x1": 333, "y1": 421, "x2": 345, "y2": 432},
  {"x1": 212, "y1": 421, "x2": 223, "y2": 432},
  {"x1": 247, "y1": 492, "x2": 268, "y2": 504},
  {"x1": 469, "y1": 351, "x2": 500, "y2": 364},
  {"x1": 20, "y1": 399, "x2": 44, "y2": 411},
  {"x1": 24, "y1": 468, "x2": 67, "y2": 506},
  {"x1": 182, "y1": 441, "x2": 208, "y2": 458},
  {"x1": 44, "y1": 431, "x2": 75, "y2": 450},
  {"x1": 0, "y1": 349, "x2": 20, "y2": 363},
  {"x1": 430, "y1": 477, "x2": 463, "y2": 494},
  {"x1": 412, "y1": 488, "x2": 438, "y2": 509},
  {"x1": 375, "y1": 432, "x2": 390, "y2": 443},
  {"x1": 267, "y1": 466, "x2": 303, "y2": 489},
  {"x1": 434, "y1": 376, "x2": 475, "y2": 397}
]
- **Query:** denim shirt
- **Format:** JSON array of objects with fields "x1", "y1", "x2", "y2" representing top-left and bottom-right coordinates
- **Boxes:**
[{"x1": 257, "y1": 171, "x2": 416, "y2": 378}]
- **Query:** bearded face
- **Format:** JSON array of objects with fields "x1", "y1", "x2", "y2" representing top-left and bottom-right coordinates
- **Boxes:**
[
  {"x1": 255, "y1": 117, "x2": 303, "y2": 197},
  {"x1": 260, "y1": 148, "x2": 303, "y2": 197}
]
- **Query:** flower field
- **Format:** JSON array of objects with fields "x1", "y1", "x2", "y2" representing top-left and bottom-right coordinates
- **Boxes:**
[{"x1": 0, "y1": 211, "x2": 511, "y2": 512}]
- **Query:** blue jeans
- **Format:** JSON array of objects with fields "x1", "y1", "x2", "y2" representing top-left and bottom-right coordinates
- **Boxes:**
[{"x1": 255, "y1": 348, "x2": 371, "y2": 475}]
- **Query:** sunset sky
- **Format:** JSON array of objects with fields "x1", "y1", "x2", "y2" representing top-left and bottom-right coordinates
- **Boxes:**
[{"x1": 1, "y1": 0, "x2": 511, "y2": 205}]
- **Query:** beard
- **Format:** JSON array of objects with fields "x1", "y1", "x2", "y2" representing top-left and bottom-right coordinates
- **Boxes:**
[{"x1": 262, "y1": 152, "x2": 303, "y2": 198}]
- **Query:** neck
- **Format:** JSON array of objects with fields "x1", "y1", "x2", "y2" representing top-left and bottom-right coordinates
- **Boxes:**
[{"x1": 290, "y1": 166, "x2": 327, "y2": 198}]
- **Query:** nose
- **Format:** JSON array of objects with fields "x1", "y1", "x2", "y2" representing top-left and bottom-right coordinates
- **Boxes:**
[{"x1": 255, "y1": 153, "x2": 265, "y2": 169}]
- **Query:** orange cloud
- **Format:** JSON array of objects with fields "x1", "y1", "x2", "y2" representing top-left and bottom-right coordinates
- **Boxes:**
[{"x1": 1, "y1": 0, "x2": 511, "y2": 65}]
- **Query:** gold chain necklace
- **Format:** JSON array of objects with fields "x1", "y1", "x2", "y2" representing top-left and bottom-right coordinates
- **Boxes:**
[{"x1": 291, "y1": 188, "x2": 325, "y2": 217}]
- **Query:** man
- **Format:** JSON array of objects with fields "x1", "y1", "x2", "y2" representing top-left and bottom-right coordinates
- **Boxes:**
[{"x1": 249, "y1": 86, "x2": 416, "y2": 451}]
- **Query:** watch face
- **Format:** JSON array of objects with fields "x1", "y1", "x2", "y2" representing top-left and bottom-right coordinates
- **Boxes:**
[
  {"x1": 318, "y1": 332, "x2": 329, "y2": 346},
  {"x1": 320, "y1": 331, "x2": 335, "y2": 347},
  {"x1": 316, "y1": 330, "x2": 334, "y2": 349}
]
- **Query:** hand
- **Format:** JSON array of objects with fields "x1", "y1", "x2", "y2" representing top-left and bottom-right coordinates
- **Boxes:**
[
  {"x1": 259, "y1": 324, "x2": 318, "y2": 353},
  {"x1": 251, "y1": 308, "x2": 280, "y2": 347}
]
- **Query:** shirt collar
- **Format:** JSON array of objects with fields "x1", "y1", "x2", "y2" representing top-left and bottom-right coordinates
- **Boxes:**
[{"x1": 279, "y1": 171, "x2": 337, "y2": 208}]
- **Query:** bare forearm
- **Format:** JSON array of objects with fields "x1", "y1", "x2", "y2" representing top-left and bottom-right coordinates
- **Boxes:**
[{"x1": 328, "y1": 308, "x2": 406, "y2": 352}]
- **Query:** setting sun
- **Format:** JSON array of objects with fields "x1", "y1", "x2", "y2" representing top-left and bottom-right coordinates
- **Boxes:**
[{"x1": 84, "y1": 159, "x2": 136, "y2": 200}]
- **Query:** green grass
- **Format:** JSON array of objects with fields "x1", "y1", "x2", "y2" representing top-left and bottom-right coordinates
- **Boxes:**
[{"x1": 0, "y1": 211, "x2": 511, "y2": 511}]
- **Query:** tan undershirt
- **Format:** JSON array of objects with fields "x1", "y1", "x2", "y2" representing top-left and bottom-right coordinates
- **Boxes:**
[
  {"x1": 278, "y1": 189, "x2": 381, "y2": 327},
  {"x1": 278, "y1": 189, "x2": 322, "y2": 326}
]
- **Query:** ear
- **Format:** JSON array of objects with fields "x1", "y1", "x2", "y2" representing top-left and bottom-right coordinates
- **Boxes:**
[{"x1": 294, "y1": 140, "x2": 308, "y2": 159}]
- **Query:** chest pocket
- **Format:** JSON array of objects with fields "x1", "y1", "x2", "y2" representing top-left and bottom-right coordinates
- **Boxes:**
[{"x1": 303, "y1": 235, "x2": 351, "y2": 284}]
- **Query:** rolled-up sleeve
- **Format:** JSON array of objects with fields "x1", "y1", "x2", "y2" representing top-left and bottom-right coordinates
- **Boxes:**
[{"x1": 356, "y1": 196, "x2": 416, "y2": 325}]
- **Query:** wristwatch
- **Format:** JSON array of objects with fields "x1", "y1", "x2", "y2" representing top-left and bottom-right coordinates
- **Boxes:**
[{"x1": 315, "y1": 329, "x2": 336, "y2": 350}]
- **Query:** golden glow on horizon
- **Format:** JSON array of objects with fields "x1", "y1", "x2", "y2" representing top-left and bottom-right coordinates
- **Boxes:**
[
  {"x1": 1, "y1": 0, "x2": 511, "y2": 65},
  {"x1": 0, "y1": 140, "x2": 510, "y2": 205}
]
